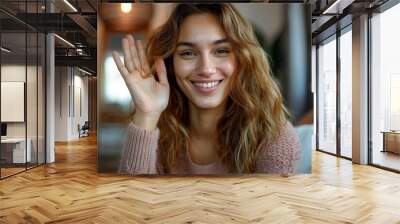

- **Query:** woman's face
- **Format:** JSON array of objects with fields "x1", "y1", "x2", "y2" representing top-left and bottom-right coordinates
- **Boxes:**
[{"x1": 173, "y1": 13, "x2": 237, "y2": 110}]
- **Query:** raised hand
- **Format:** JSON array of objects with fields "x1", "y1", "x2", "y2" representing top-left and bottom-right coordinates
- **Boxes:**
[{"x1": 112, "y1": 35, "x2": 170, "y2": 130}]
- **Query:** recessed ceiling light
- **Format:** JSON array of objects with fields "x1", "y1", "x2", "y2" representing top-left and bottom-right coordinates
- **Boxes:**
[
  {"x1": 1, "y1": 47, "x2": 11, "y2": 53},
  {"x1": 322, "y1": 0, "x2": 354, "y2": 15},
  {"x1": 63, "y1": 0, "x2": 78, "y2": 12},
  {"x1": 54, "y1": 34, "x2": 75, "y2": 48},
  {"x1": 77, "y1": 67, "x2": 93, "y2": 76},
  {"x1": 121, "y1": 3, "x2": 132, "y2": 13}
]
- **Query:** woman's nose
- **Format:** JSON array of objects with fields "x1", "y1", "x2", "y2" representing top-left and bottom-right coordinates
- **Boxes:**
[{"x1": 198, "y1": 54, "x2": 216, "y2": 76}]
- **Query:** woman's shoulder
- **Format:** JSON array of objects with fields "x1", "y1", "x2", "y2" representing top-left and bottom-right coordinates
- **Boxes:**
[
  {"x1": 255, "y1": 121, "x2": 301, "y2": 173},
  {"x1": 262, "y1": 121, "x2": 300, "y2": 148}
]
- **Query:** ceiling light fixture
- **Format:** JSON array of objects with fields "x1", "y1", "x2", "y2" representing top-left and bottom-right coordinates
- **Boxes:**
[
  {"x1": 76, "y1": 49, "x2": 84, "y2": 55},
  {"x1": 322, "y1": 0, "x2": 354, "y2": 15},
  {"x1": 54, "y1": 34, "x2": 75, "y2": 48},
  {"x1": 1, "y1": 47, "x2": 11, "y2": 53},
  {"x1": 78, "y1": 67, "x2": 93, "y2": 76},
  {"x1": 63, "y1": 0, "x2": 78, "y2": 12},
  {"x1": 121, "y1": 3, "x2": 132, "y2": 13}
]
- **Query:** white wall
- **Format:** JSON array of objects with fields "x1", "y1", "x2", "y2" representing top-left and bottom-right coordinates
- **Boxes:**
[
  {"x1": 54, "y1": 67, "x2": 89, "y2": 141},
  {"x1": 1, "y1": 65, "x2": 26, "y2": 134},
  {"x1": 1, "y1": 64, "x2": 46, "y2": 164},
  {"x1": 1, "y1": 65, "x2": 39, "y2": 138},
  {"x1": 72, "y1": 72, "x2": 89, "y2": 138},
  {"x1": 55, "y1": 66, "x2": 69, "y2": 141},
  {"x1": 1, "y1": 65, "x2": 26, "y2": 144}
]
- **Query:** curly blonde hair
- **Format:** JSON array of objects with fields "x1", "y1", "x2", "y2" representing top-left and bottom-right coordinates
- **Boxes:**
[{"x1": 146, "y1": 3, "x2": 288, "y2": 173}]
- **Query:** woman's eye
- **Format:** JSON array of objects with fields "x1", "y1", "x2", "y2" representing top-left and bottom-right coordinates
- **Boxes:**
[
  {"x1": 179, "y1": 50, "x2": 196, "y2": 58},
  {"x1": 215, "y1": 48, "x2": 230, "y2": 56}
]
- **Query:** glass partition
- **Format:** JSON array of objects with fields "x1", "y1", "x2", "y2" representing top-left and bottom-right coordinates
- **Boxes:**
[
  {"x1": 38, "y1": 32, "x2": 45, "y2": 165},
  {"x1": 0, "y1": 0, "x2": 46, "y2": 179},
  {"x1": 339, "y1": 28, "x2": 352, "y2": 158},
  {"x1": 27, "y1": 31, "x2": 38, "y2": 169},
  {"x1": 1, "y1": 30, "x2": 28, "y2": 177},
  {"x1": 317, "y1": 36, "x2": 337, "y2": 155}
]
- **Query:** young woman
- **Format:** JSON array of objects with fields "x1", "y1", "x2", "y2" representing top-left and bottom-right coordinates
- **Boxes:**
[{"x1": 113, "y1": 3, "x2": 300, "y2": 175}]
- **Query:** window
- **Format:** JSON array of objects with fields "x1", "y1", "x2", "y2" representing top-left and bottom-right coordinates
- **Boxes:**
[{"x1": 370, "y1": 2, "x2": 400, "y2": 171}]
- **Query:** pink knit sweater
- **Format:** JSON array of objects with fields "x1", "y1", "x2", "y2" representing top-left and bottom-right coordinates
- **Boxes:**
[{"x1": 119, "y1": 122, "x2": 301, "y2": 175}]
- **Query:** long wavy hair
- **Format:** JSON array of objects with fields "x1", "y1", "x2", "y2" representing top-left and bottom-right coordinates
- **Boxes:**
[{"x1": 146, "y1": 3, "x2": 288, "y2": 173}]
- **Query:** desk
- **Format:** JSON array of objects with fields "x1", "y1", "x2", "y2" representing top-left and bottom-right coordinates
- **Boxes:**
[
  {"x1": 381, "y1": 131, "x2": 400, "y2": 154},
  {"x1": 1, "y1": 138, "x2": 31, "y2": 163}
]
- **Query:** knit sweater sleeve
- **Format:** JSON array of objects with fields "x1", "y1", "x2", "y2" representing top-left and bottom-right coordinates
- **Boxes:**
[
  {"x1": 255, "y1": 122, "x2": 301, "y2": 175},
  {"x1": 118, "y1": 122, "x2": 160, "y2": 175}
]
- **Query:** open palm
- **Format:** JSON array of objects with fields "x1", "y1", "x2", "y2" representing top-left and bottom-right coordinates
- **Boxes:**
[{"x1": 112, "y1": 35, "x2": 170, "y2": 116}]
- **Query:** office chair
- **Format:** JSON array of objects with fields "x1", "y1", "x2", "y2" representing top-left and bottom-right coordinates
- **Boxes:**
[{"x1": 79, "y1": 121, "x2": 90, "y2": 138}]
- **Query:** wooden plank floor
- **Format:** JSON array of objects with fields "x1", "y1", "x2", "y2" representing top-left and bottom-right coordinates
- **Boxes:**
[{"x1": 1, "y1": 134, "x2": 400, "y2": 224}]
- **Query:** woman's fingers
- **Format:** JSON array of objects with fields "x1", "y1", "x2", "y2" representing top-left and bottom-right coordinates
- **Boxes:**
[
  {"x1": 127, "y1": 35, "x2": 141, "y2": 72},
  {"x1": 137, "y1": 40, "x2": 151, "y2": 77},
  {"x1": 122, "y1": 35, "x2": 152, "y2": 80},
  {"x1": 116, "y1": 36, "x2": 162, "y2": 85},
  {"x1": 122, "y1": 38, "x2": 134, "y2": 73},
  {"x1": 155, "y1": 58, "x2": 168, "y2": 85},
  {"x1": 112, "y1": 51, "x2": 129, "y2": 79}
]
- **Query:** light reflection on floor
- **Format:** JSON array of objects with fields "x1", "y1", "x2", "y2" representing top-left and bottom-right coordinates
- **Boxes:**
[{"x1": 372, "y1": 151, "x2": 400, "y2": 171}]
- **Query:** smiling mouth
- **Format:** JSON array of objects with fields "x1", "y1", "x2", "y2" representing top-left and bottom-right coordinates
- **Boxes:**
[{"x1": 190, "y1": 80, "x2": 223, "y2": 89}]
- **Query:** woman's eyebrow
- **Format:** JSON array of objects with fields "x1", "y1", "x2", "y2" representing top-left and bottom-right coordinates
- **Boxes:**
[
  {"x1": 213, "y1": 38, "x2": 230, "y2": 45},
  {"x1": 176, "y1": 38, "x2": 230, "y2": 48}
]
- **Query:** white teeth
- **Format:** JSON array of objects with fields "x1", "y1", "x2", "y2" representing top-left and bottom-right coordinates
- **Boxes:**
[{"x1": 192, "y1": 81, "x2": 220, "y2": 88}]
